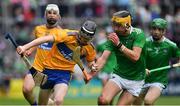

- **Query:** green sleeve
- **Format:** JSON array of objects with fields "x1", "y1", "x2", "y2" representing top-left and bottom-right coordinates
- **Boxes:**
[
  {"x1": 142, "y1": 42, "x2": 147, "y2": 59},
  {"x1": 172, "y1": 44, "x2": 180, "y2": 57},
  {"x1": 133, "y1": 30, "x2": 146, "y2": 48},
  {"x1": 96, "y1": 44, "x2": 100, "y2": 52},
  {"x1": 105, "y1": 40, "x2": 116, "y2": 51}
]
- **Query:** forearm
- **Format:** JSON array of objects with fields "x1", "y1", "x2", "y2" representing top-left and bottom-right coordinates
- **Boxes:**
[
  {"x1": 107, "y1": 32, "x2": 142, "y2": 62},
  {"x1": 24, "y1": 40, "x2": 44, "y2": 50},
  {"x1": 119, "y1": 45, "x2": 141, "y2": 62},
  {"x1": 24, "y1": 36, "x2": 54, "y2": 51},
  {"x1": 96, "y1": 56, "x2": 107, "y2": 71}
]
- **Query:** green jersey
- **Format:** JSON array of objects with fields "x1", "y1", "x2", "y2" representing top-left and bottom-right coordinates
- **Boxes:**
[
  {"x1": 97, "y1": 40, "x2": 116, "y2": 73},
  {"x1": 144, "y1": 37, "x2": 180, "y2": 86},
  {"x1": 105, "y1": 27, "x2": 146, "y2": 80}
]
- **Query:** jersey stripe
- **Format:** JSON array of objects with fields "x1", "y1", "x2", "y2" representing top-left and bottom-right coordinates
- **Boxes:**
[{"x1": 56, "y1": 43, "x2": 73, "y2": 61}]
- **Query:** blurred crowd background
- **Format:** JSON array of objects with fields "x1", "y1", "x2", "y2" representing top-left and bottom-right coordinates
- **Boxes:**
[{"x1": 0, "y1": 0, "x2": 180, "y2": 96}]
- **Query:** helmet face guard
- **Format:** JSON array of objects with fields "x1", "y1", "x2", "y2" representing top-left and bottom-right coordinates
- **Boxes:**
[
  {"x1": 78, "y1": 27, "x2": 95, "y2": 43},
  {"x1": 77, "y1": 20, "x2": 97, "y2": 45},
  {"x1": 45, "y1": 4, "x2": 60, "y2": 26},
  {"x1": 111, "y1": 15, "x2": 131, "y2": 27},
  {"x1": 150, "y1": 18, "x2": 167, "y2": 41},
  {"x1": 78, "y1": 20, "x2": 96, "y2": 45},
  {"x1": 111, "y1": 15, "x2": 131, "y2": 35}
]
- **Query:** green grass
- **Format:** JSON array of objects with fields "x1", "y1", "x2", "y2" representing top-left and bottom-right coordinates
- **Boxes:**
[{"x1": 0, "y1": 96, "x2": 180, "y2": 105}]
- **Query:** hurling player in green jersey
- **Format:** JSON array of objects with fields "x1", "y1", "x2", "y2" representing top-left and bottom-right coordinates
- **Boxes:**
[
  {"x1": 133, "y1": 18, "x2": 180, "y2": 105},
  {"x1": 93, "y1": 10, "x2": 146, "y2": 105}
]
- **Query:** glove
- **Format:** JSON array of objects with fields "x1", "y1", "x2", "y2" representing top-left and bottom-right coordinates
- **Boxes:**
[{"x1": 107, "y1": 33, "x2": 120, "y2": 46}]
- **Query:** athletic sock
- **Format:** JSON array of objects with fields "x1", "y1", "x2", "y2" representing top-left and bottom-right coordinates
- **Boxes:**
[{"x1": 31, "y1": 101, "x2": 37, "y2": 106}]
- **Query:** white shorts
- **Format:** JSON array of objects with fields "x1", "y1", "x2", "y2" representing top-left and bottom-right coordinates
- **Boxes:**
[
  {"x1": 109, "y1": 73, "x2": 144, "y2": 97},
  {"x1": 141, "y1": 82, "x2": 165, "y2": 94},
  {"x1": 98, "y1": 72, "x2": 111, "y2": 80}
]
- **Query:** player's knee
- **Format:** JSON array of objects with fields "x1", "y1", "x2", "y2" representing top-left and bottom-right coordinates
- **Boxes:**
[
  {"x1": 144, "y1": 98, "x2": 154, "y2": 105},
  {"x1": 47, "y1": 98, "x2": 55, "y2": 105},
  {"x1": 98, "y1": 95, "x2": 110, "y2": 105},
  {"x1": 54, "y1": 97, "x2": 64, "y2": 105},
  {"x1": 22, "y1": 84, "x2": 33, "y2": 94}
]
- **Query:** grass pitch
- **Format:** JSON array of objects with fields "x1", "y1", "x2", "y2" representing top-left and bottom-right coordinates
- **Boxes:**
[
  {"x1": 1, "y1": 79, "x2": 180, "y2": 105},
  {"x1": 0, "y1": 96, "x2": 180, "y2": 105}
]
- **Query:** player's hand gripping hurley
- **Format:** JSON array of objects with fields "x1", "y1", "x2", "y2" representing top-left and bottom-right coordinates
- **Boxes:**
[
  {"x1": 72, "y1": 46, "x2": 92, "y2": 84},
  {"x1": 5, "y1": 33, "x2": 48, "y2": 86}
]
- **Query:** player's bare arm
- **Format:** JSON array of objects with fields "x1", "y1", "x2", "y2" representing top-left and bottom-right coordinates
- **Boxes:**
[
  {"x1": 87, "y1": 50, "x2": 111, "y2": 78},
  {"x1": 120, "y1": 46, "x2": 142, "y2": 62},
  {"x1": 17, "y1": 35, "x2": 54, "y2": 55},
  {"x1": 95, "y1": 50, "x2": 111, "y2": 72},
  {"x1": 108, "y1": 32, "x2": 142, "y2": 62},
  {"x1": 87, "y1": 61, "x2": 98, "y2": 76}
]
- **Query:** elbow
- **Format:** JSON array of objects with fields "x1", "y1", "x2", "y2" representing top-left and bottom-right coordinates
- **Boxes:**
[
  {"x1": 130, "y1": 48, "x2": 142, "y2": 62},
  {"x1": 131, "y1": 55, "x2": 140, "y2": 62}
]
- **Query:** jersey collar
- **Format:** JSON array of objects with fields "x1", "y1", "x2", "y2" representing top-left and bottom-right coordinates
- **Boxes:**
[
  {"x1": 130, "y1": 26, "x2": 133, "y2": 34},
  {"x1": 150, "y1": 36, "x2": 166, "y2": 42}
]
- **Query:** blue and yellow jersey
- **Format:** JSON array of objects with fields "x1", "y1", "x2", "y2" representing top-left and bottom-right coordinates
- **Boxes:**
[
  {"x1": 43, "y1": 29, "x2": 96, "y2": 72},
  {"x1": 32, "y1": 25, "x2": 62, "y2": 72}
]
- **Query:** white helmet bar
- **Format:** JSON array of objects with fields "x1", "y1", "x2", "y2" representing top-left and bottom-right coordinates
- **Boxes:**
[{"x1": 82, "y1": 26, "x2": 94, "y2": 34}]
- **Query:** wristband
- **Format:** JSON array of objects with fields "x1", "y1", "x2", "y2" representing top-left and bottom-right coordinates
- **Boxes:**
[
  {"x1": 117, "y1": 42, "x2": 123, "y2": 48},
  {"x1": 120, "y1": 46, "x2": 126, "y2": 52}
]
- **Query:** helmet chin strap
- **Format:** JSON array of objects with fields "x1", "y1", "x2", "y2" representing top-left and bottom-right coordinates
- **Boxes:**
[
  {"x1": 76, "y1": 34, "x2": 89, "y2": 46},
  {"x1": 76, "y1": 35, "x2": 84, "y2": 46}
]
